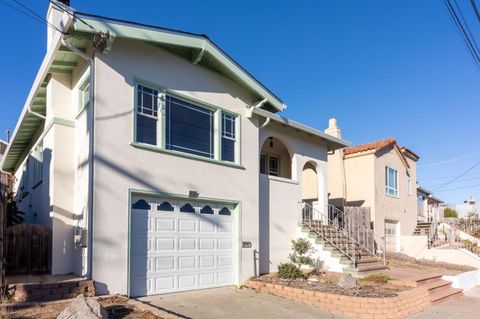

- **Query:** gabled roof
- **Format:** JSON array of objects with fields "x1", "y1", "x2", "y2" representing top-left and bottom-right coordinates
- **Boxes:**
[
  {"x1": 400, "y1": 147, "x2": 420, "y2": 161},
  {"x1": 344, "y1": 137, "x2": 396, "y2": 156},
  {"x1": 72, "y1": 11, "x2": 286, "y2": 113},
  {"x1": 1, "y1": 3, "x2": 287, "y2": 172}
]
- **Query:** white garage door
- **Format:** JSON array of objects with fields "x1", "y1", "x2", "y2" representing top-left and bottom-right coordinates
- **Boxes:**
[
  {"x1": 130, "y1": 197, "x2": 235, "y2": 297},
  {"x1": 385, "y1": 220, "x2": 399, "y2": 252}
]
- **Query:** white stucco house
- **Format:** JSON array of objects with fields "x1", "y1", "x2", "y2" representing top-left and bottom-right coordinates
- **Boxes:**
[{"x1": 0, "y1": 2, "x2": 357, "y2": 296}]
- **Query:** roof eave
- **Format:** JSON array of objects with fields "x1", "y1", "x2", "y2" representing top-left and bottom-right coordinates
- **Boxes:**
[
  {"x1": 1, "y1": 12, "x2": 73, "y2": 172},
  {"x1": 252, "y1": 107, "x2": 350, "y2": 149},
  {"x1": 72, "y1": 13, "x2": 286, "y2": 112}
]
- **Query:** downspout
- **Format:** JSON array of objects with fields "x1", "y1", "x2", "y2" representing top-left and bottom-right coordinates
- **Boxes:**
[
  {"x1": 61, "y1": 38, "x2": 96, "y2": 280},
  {"x1": 27, "y1": 107, "x2": 47, "y2": 120}
]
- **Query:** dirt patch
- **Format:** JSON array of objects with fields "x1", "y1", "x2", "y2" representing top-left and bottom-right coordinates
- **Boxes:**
[
  {"x1": 252, "y1": 271, "x2": 409, "y2": 298},
  {"x1": 5, "y1": 295, "x2": 163, "y2": 319},
  {"x1": 386, "y1": 252, "x2": 476, "y2": 275}
]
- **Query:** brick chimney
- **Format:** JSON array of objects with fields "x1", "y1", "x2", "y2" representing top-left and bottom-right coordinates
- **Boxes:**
[{"x1": 324, "y1": 118, "x2": 342, "y2": 139}]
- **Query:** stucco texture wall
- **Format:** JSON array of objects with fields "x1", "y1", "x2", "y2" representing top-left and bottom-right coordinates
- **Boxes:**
[
  {"x1": 92, "y1": 38, "x2": 261, "y2": 294},
  {"x1": 374, "y1": 146, "x2": 417, "y2": 238}
]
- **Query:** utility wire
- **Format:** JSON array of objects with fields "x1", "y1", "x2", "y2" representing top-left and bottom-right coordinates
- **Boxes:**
[
  {"x1": 434, "y1": 182, "x2": 480, "y2": 192},
  {"x1": 418, "y1": 149, "x2": 480, "y2": 168},
  {"x1": 470, "y1": 0, "x2": 480, "y2": 23},
  {"x1": 431, "y1": 158, "x2": 480, "y2": 191},
  {"x1": 0, "y1": 0, "x2": 67, "y2": 35},
  {"x1": 425, "y1": 175, "x2": 480, "y2": 188},
  {"x1": 420, "y1": 172, "x2": 480, "y2": 181},
  {"x1": 443, "y1": 0, "x2": 480, "y2": 71}
]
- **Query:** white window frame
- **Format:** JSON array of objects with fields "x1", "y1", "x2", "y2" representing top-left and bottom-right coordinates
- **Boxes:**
[
  {"x1": 133, "y1": 81, "x2": 240, "y2": 165},
  {"x1": 260, "y1": 153, "x2": 280, "y2": 177},
  {"x1": 79, "y1": 79, "x2": 90, "y2": 112},
  {"x1": 385, "y1": 166, "x2": 399, "y2": 197}
]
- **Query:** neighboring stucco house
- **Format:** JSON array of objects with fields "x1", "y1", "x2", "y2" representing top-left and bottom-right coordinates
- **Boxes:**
[
  {"x1": 325, "y1": 119, "x2": 419, "y2": 252},
  {"x1": 0, "y1": 1, "x2": 349, "y2": 296},
  {"x1": 417, "y1": 186, "x2": 443, "y2": 223}
]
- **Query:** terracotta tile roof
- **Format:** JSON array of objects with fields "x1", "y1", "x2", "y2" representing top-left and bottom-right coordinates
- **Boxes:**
[
  {"x1": 401, "y1": 147, "x2": 420, "y2": 160},
  {"x1": 344, "y1": 137, "x2": 396, "y2": 156}
]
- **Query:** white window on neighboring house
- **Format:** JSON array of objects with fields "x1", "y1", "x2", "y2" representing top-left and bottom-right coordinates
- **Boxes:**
[
  {"x1": 385, "y1": 166, "x2": 398, "y2": 197},
  {"x1": 79, "y1": 78, "x2": 90, "y2": 112},
  {"x1": 32, "y1": 141, "x2": 43, "y2": 186}
]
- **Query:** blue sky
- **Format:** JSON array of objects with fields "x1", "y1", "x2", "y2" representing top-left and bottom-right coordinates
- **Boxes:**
[{"x1": 0, "y1": 0, "x2": 479, "y2": 204}]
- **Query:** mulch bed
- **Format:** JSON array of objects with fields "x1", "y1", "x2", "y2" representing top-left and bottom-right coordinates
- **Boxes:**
[
  {"x1": 252, "y1": 272, "x2": 408, "y2": 298},
  {"x1": 5, "y1": 295, "x2": 163, "y2": 319}
]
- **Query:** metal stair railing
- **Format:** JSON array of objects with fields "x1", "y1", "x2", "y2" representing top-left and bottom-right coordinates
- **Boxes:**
[
  {"x1": 328, "y1": 205, "x2": 386, "y2": 265},
  {"x1": 301, "y1": 202, "x2": 358, "y2": 266}
]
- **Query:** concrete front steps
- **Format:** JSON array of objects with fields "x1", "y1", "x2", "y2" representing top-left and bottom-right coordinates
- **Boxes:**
[
  {"x1": 301, "y1": 224, "x2": 388, "y2": 277},
  {"x1": 410, "y1": 273, "x2": 463, "y2": 304},
  {"x1": 413, "y1": 222, "x2": 432, "y2": 236}
]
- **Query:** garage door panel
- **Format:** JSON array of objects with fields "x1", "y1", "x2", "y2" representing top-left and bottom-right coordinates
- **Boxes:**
[
  {"x1": 155, "y1": 237, "x2": 176, "y2": 251},
  {"x1": 199, "y1": 220, "x2": 215, "y2": 232},
  {"x1": 178, "y1": 256, "x2": 196, "y2": 269},
  {"x1": 198, "y1": 273, "x2": 215, "y2": 286},
  {"x1": 130, "y1": 197, "x2": 235, "y2": 296},
  {"x1": 178, "y1": 238, "x2": 196, "y2": 250},
  {"x1": 199, "y1": 255, "x2": 215, "y2": 268},
  {"x1": 218, "y1": 238, "x2": 232, "y2": 250},
  {"x1": 178, "y1": 219, "x2": 196, "y2": 232},
  {"x1": 178, "y1": 274, "x2": 196, "y2": 289},
  {"x1": 154, "y1": 218, "x2": 175, "y2": 232}
]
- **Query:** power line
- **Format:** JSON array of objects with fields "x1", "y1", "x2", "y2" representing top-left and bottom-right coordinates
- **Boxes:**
[
  {"x1": 425, "y1": 175, "x2": 480, "y2": 188},
  {"x1": 470, "y1": 0, "x2": 480, "y2": 23},
  {"x1": 418, "y1": 148, "x2": 480, "y2": 168},
  {"x1": 420, "y1": 172, "x2": 480, "y2": 181},
  {"x1": 431, "y1": 158, "x2": 480, "y2": 191},
  {"x1": 443, "y1": 0, "x2": 480, "y2": 71},
  {"x1": 0, "y1": 0, "x2": 67, "y2": 35},
  {"x1": 434, "y1": 182, "x2": 480, "y2": 192}
]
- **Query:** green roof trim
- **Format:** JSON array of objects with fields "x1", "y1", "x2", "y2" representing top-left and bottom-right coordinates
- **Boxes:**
[{"x1": 73, "y1": 12, "x2": 286, "y2": 112}]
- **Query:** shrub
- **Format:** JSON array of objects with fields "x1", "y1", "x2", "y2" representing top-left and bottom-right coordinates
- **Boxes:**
[
  {"x1": 277, "y1": 262, "x2": 304, "y2": 279},
  {"x1": 444, "y1": 208, "x2": 458, "y2": 218},
  {"x1": 288, "y1": 238, "x2": 316, "y2": 268},
  {"x1": 363, "y1": 274, "x2": 391, "y2": 284}
]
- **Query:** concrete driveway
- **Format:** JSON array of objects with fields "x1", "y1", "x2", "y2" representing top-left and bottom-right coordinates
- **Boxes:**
[{"x1": 138, "y1": 286, "x2": 347, "y2": 319}]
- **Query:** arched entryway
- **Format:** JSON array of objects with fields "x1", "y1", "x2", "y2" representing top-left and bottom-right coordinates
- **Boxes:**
[
  {"x1": 260, "y1": 137, "x2": 292, "y2": 179},
  {"x1": 301, "y1": 161, "x2": 318, "y2": 204}
]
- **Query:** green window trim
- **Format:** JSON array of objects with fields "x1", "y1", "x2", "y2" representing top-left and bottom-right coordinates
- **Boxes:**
[{"x1": 133, "y1": 80, "x2": 242, "y2": 166}]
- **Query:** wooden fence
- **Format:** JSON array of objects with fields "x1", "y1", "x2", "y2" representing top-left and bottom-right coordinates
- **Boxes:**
[{"x1": 6, "y1": 224, "x2": 52, "y2": 275}]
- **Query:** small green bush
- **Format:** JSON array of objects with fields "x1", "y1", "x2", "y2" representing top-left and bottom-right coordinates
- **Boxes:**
[
  {"x1": 289, "y1": 238, "x2": 316, "y2": 268},
  {"x1": 277, "y1": 262, "x2": 304, "y2": 279},
  {"x1": 443, "y1": 208, "x2": 458, "y2": 218}
]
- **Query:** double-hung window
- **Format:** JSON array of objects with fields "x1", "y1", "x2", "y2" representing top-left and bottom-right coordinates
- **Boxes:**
[
  {"x1": 221, "y1": 113, "x2": 236, "y2": 162},
  {"x1": 136, "y1": 85, "x2": 159, "y2": 146},
  {"x1": 385, "y1": 166, "x2": 398, "y2": 197},
  {"x1": 134, "y1": 83, "x2": 239, "y2": 164}
]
